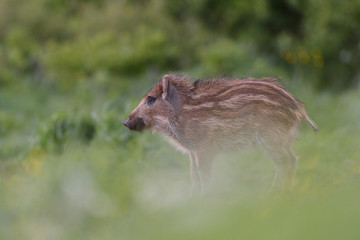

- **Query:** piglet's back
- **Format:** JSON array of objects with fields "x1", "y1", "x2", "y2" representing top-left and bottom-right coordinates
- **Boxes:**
[{"x1": 181, "y1": 78, "x2": 305, "y2": 123}]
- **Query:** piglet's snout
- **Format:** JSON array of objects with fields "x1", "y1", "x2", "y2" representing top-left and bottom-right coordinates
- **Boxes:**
[
  {"x1": 122, "y1": 120, "x2": 130, "y2": 128},
  {"x1": 122, "y1": 117, "x2": 145, "y2": 131}
]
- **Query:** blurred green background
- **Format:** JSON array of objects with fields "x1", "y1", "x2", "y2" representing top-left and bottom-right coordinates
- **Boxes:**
[{"x1": 1, "y1": 0, "x2": 360, "y2": 239}]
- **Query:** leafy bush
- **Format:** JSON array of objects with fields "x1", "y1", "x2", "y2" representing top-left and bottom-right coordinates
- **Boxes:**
[{"x1": 38, "y1": 113, "x2": 97, "y2": 152}]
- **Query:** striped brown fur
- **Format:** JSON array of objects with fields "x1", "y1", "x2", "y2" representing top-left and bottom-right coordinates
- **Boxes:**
[{"x1": 123, "y1": 74, "x2": 318, "y2": 192}]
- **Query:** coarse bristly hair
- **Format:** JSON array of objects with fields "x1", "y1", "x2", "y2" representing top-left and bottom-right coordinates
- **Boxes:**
[{"x1": 123, "y1": 73, "x2": 318, "y2": 192}]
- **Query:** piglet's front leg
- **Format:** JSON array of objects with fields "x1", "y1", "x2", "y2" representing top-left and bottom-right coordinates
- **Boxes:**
[{"x1": 189, "y1": 151, "x2": 214, "y2": 194}]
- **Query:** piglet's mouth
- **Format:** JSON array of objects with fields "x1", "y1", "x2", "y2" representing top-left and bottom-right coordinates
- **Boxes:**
[{"x1": 122, "y1": 118, "x2": 146, "y2": 132}]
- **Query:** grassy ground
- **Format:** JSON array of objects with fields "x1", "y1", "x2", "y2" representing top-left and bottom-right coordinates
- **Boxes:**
[{"x1": 0, "y1": 76, "x2": 359, "y2": 240}]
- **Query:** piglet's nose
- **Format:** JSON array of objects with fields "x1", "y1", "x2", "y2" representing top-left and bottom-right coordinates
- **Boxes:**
[{"x1": 122, "y1": 120, "x2": 130, "y2": 128}]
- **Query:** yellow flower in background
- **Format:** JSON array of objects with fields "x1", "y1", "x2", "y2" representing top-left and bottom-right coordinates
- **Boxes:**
[
  {"x1": 285, "y1": 51, "x2": 297, "y2": 64},
  {"x1": 313, "y1": 55, "x2": 324, "y2": 68},
  {"x1": 24, "y1": 147, "x2": 46, "y2": 176},
  {"x1": 299, "y1": 50, "x2": 310, "y2": 64},
  {"x1": 311, "y1": 48, "x2": 324, "y2": 67},
  {"x1": 282, "y1": 47, "x2": 324, "y2": 67}
]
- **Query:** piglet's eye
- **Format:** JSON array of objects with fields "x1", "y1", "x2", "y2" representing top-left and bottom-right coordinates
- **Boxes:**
[{"x1": 146, "y1": 96, "x2": 156, "y2": 106}]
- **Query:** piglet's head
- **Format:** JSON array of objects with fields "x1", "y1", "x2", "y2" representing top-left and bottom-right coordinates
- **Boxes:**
[{"x1": 122, "y1": 74, "x2": 180, "y2": 132}]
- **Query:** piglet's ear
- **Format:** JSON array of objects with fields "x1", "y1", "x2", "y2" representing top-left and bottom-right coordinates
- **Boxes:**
[
  {"x1": 161, "y1": 75, "x2": 170, "y2": 100},
  {"x1": 161, "y1": 75, "x2": 179, "y2": 107}
]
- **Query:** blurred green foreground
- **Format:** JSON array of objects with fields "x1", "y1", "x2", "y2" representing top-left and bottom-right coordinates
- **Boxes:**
[{"x1": 1, "y1": 0, "x2": 360, "y2": 239}]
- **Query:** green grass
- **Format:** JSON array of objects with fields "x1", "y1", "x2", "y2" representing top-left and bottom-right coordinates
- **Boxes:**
[{"x1": 0, "y1": 78, "x2": 360, "y2": 240}]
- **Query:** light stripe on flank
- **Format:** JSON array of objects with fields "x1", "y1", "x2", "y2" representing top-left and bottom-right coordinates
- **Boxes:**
[
  {"x1": 239, "y1": 79, "x2": 300, "y2": 104},
  {"x1": 183, "y1": 102, "x2": 214, "y2": 110},
  {"x1": 188, "y1": 87, "x2": 297, "y2": 110},
  {"x1": 189, "y1": 79, "x2": 299, "y2": 108},
  {"x1": 214, "y1": 83, "x2": 300, "y2": 109},
  {"x1": 217, "y1": 94, "x2": 281, "y2": 108}
]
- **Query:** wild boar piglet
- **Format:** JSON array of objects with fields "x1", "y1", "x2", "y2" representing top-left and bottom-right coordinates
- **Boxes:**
[{"x1": 123, "y1": 74, "x2": 318, "y2": 192}]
